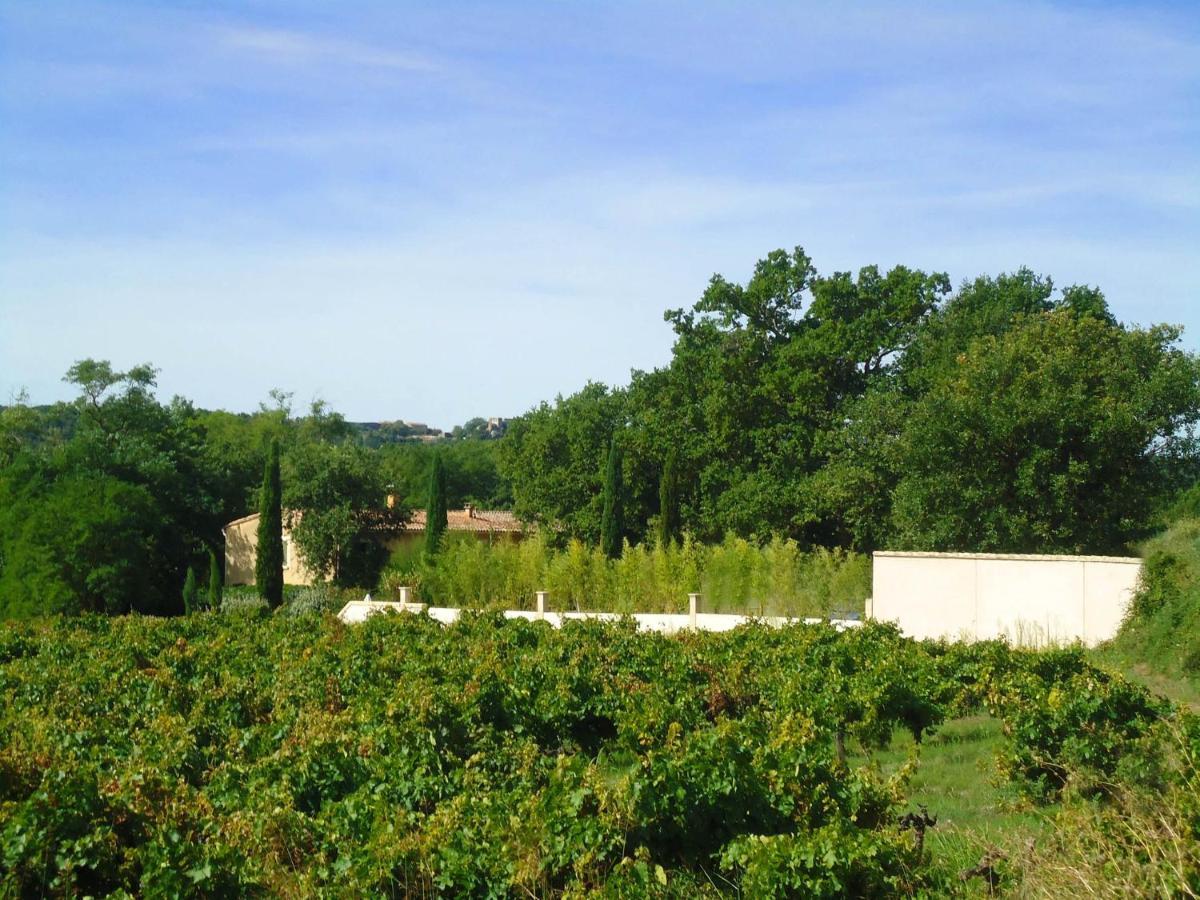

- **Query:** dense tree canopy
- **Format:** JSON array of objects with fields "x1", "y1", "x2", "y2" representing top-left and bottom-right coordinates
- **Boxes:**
[
  {"x1": 0, "y1": 363, "x2": 228, "y2": 617},
  {"x1": 500, "y1": 246, "x2": 1200, "y2": 554},
  {"x1": 2, "y1": 245, "x2": 1198, "y2": 618},
  {"x1": 498, "y1": 382, "x2": 636, "y2": 543},
  {"x1": 889, "y1": 313, "x2": 1200, "y2": 553},
  {"x1": 0, "y1": 368, "x2": 480, "y2": 615}
]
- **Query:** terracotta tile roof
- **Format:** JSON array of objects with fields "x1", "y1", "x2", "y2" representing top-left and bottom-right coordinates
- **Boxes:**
[
  {"x1": 405, "y1": 508, "x2": 524, "y2": 533},
  {"x1": 224, "y1": 512, "x2": 262, "y2": 530}
]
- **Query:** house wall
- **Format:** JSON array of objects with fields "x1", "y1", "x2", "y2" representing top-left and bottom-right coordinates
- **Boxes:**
[
  {"x1": 869, "y1": 551, "x2": 1142, "y2": 647},
  {"x1": 223, "y1": 515, "x2": 318, "y2": 587},
  {"x1": 224, "y1": 515, "x2": 523, "y2": 586}
]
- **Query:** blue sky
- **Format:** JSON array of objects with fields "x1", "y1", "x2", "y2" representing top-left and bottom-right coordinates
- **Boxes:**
[{"x1": 2, "y1": 1, "x2": 1198, "y2": 425}]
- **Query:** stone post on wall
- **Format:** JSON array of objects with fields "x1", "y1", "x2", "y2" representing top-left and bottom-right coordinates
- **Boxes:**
[
  {"x1": 398, "y1": 586, "x2": 411, "y2": 605},
  {"x1": 536, "y1": 590, "x2": 548, "y2": 621},
  {"x1": 689, "y1": 593, "x2": 700, "y2": 629}
]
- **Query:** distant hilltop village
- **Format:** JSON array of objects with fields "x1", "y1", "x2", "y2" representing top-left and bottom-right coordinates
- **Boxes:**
[{"x1": 354, "y1": 416, "x2": 508, "y2": 447}]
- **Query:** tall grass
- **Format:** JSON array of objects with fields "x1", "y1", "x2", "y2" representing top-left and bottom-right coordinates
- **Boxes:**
[{"x1": 380, "y1": 532, "x2": 870, "y2": 617}]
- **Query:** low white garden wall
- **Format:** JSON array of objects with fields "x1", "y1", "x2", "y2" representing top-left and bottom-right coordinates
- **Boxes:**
[
  {"x1": 868, "y1": 551, "x2": 1142, "y2": 647},
  {"x1": 336, "y1": 598, "x2": 863, "y2": 634}
]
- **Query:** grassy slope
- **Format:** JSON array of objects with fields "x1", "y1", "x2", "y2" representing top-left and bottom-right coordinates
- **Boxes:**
[
  {"x1": 861, "y1": 717, "x2": 1052, "y2": 895},
  {"x1": 1102, "y1": 517, "x2": 1200, "y2": 700},
  {"x1": 880, "y1": 519, "x2": 1200, "y2": 894}
]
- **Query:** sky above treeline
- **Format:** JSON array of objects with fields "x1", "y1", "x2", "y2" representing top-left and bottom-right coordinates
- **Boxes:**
[{"x1": 2, "y1": 1, "x2": 1198, "y2": 427}]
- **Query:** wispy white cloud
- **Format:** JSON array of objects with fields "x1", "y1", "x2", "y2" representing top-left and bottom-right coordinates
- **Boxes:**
[{"x1": 215, "y1": 26, "x2": 439, "y2": 73}]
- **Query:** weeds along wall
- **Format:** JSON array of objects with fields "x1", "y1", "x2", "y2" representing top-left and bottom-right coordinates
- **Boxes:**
[
  {"x1": 381, "y1": 532, "x2": 870, "y2": 617},
  {"x1": 1111, "y1": 517, "x2": 1200, "y2": 676}
]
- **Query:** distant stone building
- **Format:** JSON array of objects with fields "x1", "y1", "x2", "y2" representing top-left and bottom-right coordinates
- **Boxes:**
[
  {"x1": 223, "y1": 505, "x2": 524, "y2": 586},
  {"x1": 222, "y1": 512, "x2": 319, "y2": 587}
]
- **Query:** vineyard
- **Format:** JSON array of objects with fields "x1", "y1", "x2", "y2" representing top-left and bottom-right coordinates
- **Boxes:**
[{"x1": 1, "y1": 611, "x2": 1197, "y2": 897}]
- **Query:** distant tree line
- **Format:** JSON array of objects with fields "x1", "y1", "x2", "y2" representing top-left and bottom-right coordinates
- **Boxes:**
[{"x1": 1, "y1": 243, "x2": 1198, "y2": 618}]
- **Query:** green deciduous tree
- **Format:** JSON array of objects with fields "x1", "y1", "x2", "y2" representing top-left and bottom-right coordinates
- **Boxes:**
[
  {"x1": 256, "y1": 439, "x2": 284, "y2": 607},
  {"x1": 283, "y1": 441, "x2": 395, "y2": 585},
  {"x1": 632, "y1": 247, "x2": 948, "y2": 543},
  {"x1": 0, "y1": 359, "x2": 227, "y2": 617},
  {"x1": 378, "y1": 439, "x2": 510, "y2": 511},
  {"x1": 0, "y1": 391, "x2": 41, "y2": 467},
  {"x1": 600, "y1": 439, "x2": 625, "y2": 559},
  {"x1": 889, "y1": 312, "x2": 1200, "y2": 554},
  {"x1": 425, "y1": 453, "x2": 448, "y2": 557},
  {"x1": 498, "y1": 383, "x2": 639, "y2": 543},
  {"x1": 0, "y1": 461, "x2": 161, "y2": 616}
]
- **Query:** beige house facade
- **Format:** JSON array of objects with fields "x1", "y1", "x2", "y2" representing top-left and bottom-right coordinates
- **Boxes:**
[
  {"x1": 223, "y1": 505, "x2": 524, "y2": 586},
  {"x1": 222, "y1": 512, "x2": 320, "y2": 587}
]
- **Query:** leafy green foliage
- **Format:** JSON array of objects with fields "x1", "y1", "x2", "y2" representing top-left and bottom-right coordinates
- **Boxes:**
[
  {"x1": 1113, "y1": 517, "x2": 1200, "y2": 679},
  {"x1": 498, "y1": 249, "x2": 1199, "y2": 555},
  {"x1": 378, "y1": 439, "x2": 509, "y2": 511},
  {"x1": 600, "y1": 438, "x2": 624, "y2": 559},
  {"x1": 0, "y1": 615, "x2": 949, "y2": 897},
  {"x1": 889, "y1": 313, "x2": 1200, "y2": 553},
  {"x1": 498, "y1": 382, "x2": 632, "y2": 543},
  {"x1": 384, "y1": 532, "x2": 870, "y2": 617},
  {"x1": 0, "y1": 360, "x2": 231, "y2": 617},
  {"x1": 932, "y1": 643, "x2": 1172, "y2": 803},
  {"x1": 0, "y1": 466, "x2": 162, "y2": 616},
  {"x1": 658, "y1": 450, "x2": 681, "y2": 548},
  {"x1": 1, "y1": 610, "x2": 1190, "y2": 896},
  {"x1": 283, "y1": 440, "x2": 395, "y2": 585},
  {"x1": 987, "y1": 653, "x2": 1167, "y2": 800}
]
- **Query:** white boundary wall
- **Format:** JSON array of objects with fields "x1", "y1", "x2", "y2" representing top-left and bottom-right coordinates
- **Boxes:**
[
  {"x1": 336, "y1": 600, "x2": 862, "y2": 634},
  {"x1": 868, "y1": 551, "x2": 1141, "y2": 646}
]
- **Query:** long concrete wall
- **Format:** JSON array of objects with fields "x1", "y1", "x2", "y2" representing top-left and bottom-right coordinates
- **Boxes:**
[{"x1": 869, "y1": 551, "x2": 1141, "y2": 646}]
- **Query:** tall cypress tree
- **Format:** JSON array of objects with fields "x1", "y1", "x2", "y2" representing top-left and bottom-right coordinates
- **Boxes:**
[
  {"x1": 207, "y1": 547, "x2": 222, "y2": 610},
  {"x1": 182, "y1": 566, "x2": 198, "y2": 614},
  {"x1": 658, "y1": 450, "x2": 681, "y2": 548},
  {"x1": 256, "y1": 438, "x2": 284, "y2": 608},
  {"x1": 424, "y1": 453, "x2": 448, "y2": 556},
  {"x1": 600, "y1": 438, "x2": 624, "y2": 559}
]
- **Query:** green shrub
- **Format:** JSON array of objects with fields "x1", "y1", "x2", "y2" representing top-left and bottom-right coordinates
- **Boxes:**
[
  {"x1": 720, "y1": 825, "x2": 929, "y2": 898},
  {"x1": 219, "y1": 593, "x2": 269, "y2": 615},
  {"x1": 1010, "y1": 713, "x2": 1200, "y2": 896},
  {"x1": 380, "y1": 532, "x2": 869, "y2": 616},
  {"x1": 986, "y1": 649, "x2": 1168, "y2": 801},
  {"x1": 281, "y1": 585, "x2": 340, "y2": 617}
]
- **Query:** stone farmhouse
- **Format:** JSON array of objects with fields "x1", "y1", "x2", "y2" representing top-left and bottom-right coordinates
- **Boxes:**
[{"x1": 223, "y1": 504, "x2": 524, "y2": 586}]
